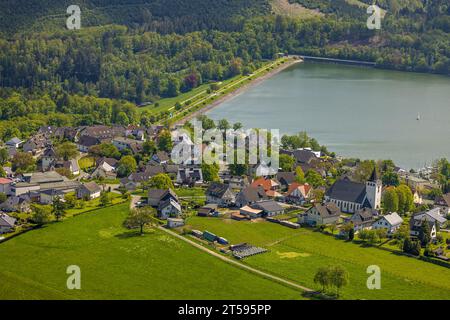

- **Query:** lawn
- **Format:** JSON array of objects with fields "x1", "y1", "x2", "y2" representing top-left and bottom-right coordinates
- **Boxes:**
[
  {"x1": 78, "y1": 156, "x2": 95, "y2": 170},
  {"x1": 185, "y1": 216, "x2": 450, "y2": 300},
  {"x1": 0, "y1": 203, "x2": 304, "y2": 300}
]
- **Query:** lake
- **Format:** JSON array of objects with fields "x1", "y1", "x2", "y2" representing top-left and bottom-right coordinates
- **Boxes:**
[{"x1": 207, "y1": 62, "x2": 450, "y2": 170}]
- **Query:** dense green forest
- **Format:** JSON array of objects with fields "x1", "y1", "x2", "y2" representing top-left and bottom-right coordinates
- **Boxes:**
[{"x1": 0, "y1": 0, "x2": 448, "y2": 141}]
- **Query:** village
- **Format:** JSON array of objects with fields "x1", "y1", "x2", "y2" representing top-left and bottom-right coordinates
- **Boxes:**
[{"x1": 0, "y1": 118, "x2": 449, "y2": 272}]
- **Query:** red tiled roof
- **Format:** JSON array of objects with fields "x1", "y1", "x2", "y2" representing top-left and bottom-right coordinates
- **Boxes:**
[{"x1": 0, "y1": 178, "x2": 12, "y2": 184}]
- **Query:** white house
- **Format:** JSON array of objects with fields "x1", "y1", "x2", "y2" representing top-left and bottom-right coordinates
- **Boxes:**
[
  {"x1": 299, "y1": 203, "x2": 341, "y2": 226},
  {"x1": 372, "y1": 212, "x2": 404, "y2": 235},
  {"x1": 158, "y1": 198, "x2": 182, "y2": 220}
]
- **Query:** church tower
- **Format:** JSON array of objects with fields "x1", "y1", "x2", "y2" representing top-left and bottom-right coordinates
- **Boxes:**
[{"x1": 366, "y1": 169, "x2": 382, "y2": 209}]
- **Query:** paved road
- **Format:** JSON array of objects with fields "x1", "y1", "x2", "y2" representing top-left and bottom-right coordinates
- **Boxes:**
[{"x1": 158, "y1": 226, "x2": 314, "y2": 293}]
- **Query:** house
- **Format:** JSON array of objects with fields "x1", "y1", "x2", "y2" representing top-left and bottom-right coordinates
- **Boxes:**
[
  {"x1": 281, "y1": 149, "x2": 318, "y2": 166},
  {"x1": 176, "y1": 166, "x2": 203, "y2": 186},
  {"x1": 349, "y1": 208, "x2": 379, "y2": 232},
  {"x1": 285, "y1": 182, "x2": 312, "y2": 204},
  {"x1": 324, "y1": 169, "x2": 382, "y2": 214},
  {"x1": 0, "y1": 213, "x2": 16, "y2": 234},
  {"x1": 251, "y1": 177, "x2": 280, "y2": 193},
  {"x1": 299, "y1": 203, "x2": 341, "y2": 226},
  {"x1": 372, "y1": 212, "x2": 403, "y2": 235},
  {"x1": 235, "y1": 186, "x2": 267, "y2": 208},
  {"x1": 96, "y1": 157, "x2": 118, "y2": 170},
  {"x1": 435, "y1": 193, "x2": 450, "y2": 215},
  {"x1": 148, "y1": 189, "x2": 178, "y2": 207},
  {"x1": 412, "y1": 208, "x2": 447, "y2": 228},
  {"x1": 152, "y1": 151, "x2": 170, "y2": 164},
  {"x1": 5, "y1": 137, "x2": 23, "y2": 149},
  {"x1": 77, "y1": 135, "x2": 100, "y2": 152},
  {"x1": 112, "y1": 137, "x2": 143, "y2": 154},
  {"x1": 41, "y1": 148, "x2": 58, "y2": 171},
  {"x1": 23, "y1": 134, "x2": 48, "y2": 155},
  {"x1": 77, "y1": 182, "x2": 102, "y2": 200},
  {"x1": 410, "y1": 217, "x2": 437, "y2": 240},
  {"x1": 91, "y1": 158, "x2": 117, "y2": 179},
  {"x1": 125, "y1": 125, "x2": 146, "y2": 141},
  {"x1": 205, "y1": 183, "x2": 235, "y2": 207},
  {"x1": 78, "y1": 125, "x2": 125, "y2": 141},
  {"x1": 276, "y1": 172, "x2": 296, "y2": 190},
  {"x1": 40, "y1": 189, "x2": 65, "y2": 205},
  {"x1": 0, "y1": 178, "x2": 12, "y2": 195},
  {"x1": 198, "y1": 204, "x2": 219, "y2": 217},
  {"x1": 59, "y1": 159, "x2": 80, "y2": 176},
  {"x1": 158, "y1": 198, "x2": 182, "y2": 220},
  {"x1": 240, "y1": 206, "x2": 263, "y2": 219},
  {"x1": 0, "y1": 195, "x2": 31, "y2": 213},
  {"x1": 253, "y1": 200, "x2": 284, "y2": 217}
]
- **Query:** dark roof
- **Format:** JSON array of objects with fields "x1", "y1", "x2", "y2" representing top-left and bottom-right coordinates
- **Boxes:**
[
  {"x1": 238, "y1": 186, "x2": 267, "y2": 203},
  {"x1": 369, "y1": 168, "x2": 379, "y2": 182},
  {"x1": 254, "y1": 200, "x2": 283, "y2": 213},
  {"x1": 78, "y1": 135, "x2": 100, "y2": 147},
  {"x1": 154, "y1": 151, "x2": 170, "y2": 162},
  {"x1": 436, "y1": 193, "x2": 450, "y2": 207},
  {"x1": 311, "y1": 203, "x2": 341, "y2": 218},
  {"x1": 0, "y1": 213, "x2": 16, "y2": 227},
  {"x1": 276, "y1": 172, "x2": 296, "y2": 185},
  {"x1": 206, "y1": 183, "x2": 231, "y2": 198},
  {"x1": 148, "y1": 188, "x2": 178, "y2": 203},
  {"x1": 80, "y1": 181, "x2": 101, "y2": 193},
  {"x1": 145, "y1": 165, "x2": 165, "y2": 177},
  {"x1": 326, "y1": 177, "x2": 367, "y2": 204},
  {"x1": 282, "y1": 149, "x2": 317, "y2": 164}
]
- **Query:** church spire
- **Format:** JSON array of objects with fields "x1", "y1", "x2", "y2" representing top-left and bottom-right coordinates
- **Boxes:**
[{"x1": 369, "y1": 168, "x2": 379, "y2": 182}]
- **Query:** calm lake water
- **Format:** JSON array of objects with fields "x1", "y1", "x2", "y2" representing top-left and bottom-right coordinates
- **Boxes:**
[{"x1": 207, "y1": 62, "x2": 450, "y2": 170}]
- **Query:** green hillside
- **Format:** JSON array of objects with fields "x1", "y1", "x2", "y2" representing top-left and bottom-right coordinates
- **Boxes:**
[{"x1": 0, "y1": 0, "x2": 271, "y2": 35}]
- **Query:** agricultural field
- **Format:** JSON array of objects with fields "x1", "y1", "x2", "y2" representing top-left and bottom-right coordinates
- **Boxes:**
[
  {"x1": 185, "y1": 216, "x2": 450, "y2": 300},
  {"x1": 0, "y1": 203, "x2": 303, "y2": 300}
]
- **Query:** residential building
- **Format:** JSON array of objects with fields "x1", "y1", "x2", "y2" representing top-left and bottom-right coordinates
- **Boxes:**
[
  {"x1": 148, "y1": 189, "x2": 178, "y2": 207},
  {"x1": 205, "y1": 183, "x2": 235, "y2": 207},
  {"x1": 285, "y1": 182, "x2": 312, "y2": 204},
  {"x1": 77, "y1": 182, "x2": 102, "y2": 200},
  {"x1": 158, "y1": 198, "x2": 182, "y2": 220},
  {"x1": 0, "y1": 213, "x2": 16, "y2": 234},
  {"x1": 410, "y1": 217, "x2": 437, "y2": 240},
  {"x1": 6, "y1": 137, "x2": 23, "y2": 149},
  {"x1": 176, "y1": 166, "x2": 203, "y2": 186},
  {"x1": 412, "y1": 208, "x2": 447, "y2": 228},
  {"x1": 350, "y1": 208, "x2": 378, "y2": 232},
  {"x1": 253, "y1": 200, "x2": 284, "y2": 217},
  {"x1": 0, "y1": 178, "x2": 12, "y2": 195},
  {"x1": 77, "y1": 135, "x2": 100, "y2": 152},
  {"x1": 40, "y1": 189, "x2": 65, "y2": 205},
  {"x1": 372, "y1": 212, "x2": 403, "y2": 235},
  {"x1": 299, "y1": 203, "x2": 341, "y2": 226},
  {"x1": 435, "y1": 193, "x2": 450, "y2": 215},
  {"x1": 235, "y1": 186, "x2": 267, "y2": 208},
  {"x1": 112, "y1": 137, "x2": 143, "y2": 154}
]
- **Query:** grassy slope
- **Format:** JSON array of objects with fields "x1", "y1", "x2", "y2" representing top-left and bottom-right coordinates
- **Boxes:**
[
  {"x1": 0, "y1": 203, "x2": 303, "y2": 300},
  {"x1": 185, "y1": 217, "x2": 450, "y2": 300}
]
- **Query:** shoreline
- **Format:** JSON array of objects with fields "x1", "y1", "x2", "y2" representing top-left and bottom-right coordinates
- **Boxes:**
[{"x1": 173, "y1": 58, "x2": 302, "y2": 126}]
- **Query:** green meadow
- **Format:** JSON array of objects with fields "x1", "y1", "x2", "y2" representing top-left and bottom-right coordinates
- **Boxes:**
[
  {"x1": 186, "y1": 216, "x2": 450, "y2": 300},
  {"x1": 0, "y1": 203, "x2": 303, "y2": 300}
]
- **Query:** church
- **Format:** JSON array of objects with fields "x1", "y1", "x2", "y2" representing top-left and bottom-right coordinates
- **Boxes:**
[{"x1": 324, "y1": 169, "x2": 382, "y2": 214}]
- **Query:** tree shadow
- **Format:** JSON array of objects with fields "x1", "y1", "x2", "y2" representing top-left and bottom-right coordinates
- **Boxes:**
[{"x1": 114, "y1": 230, "x2": 144, "y2": 239}]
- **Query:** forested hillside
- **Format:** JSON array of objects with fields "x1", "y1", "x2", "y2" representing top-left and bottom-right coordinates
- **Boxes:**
[
  {"x1": 0, "y1": 0, "x2": 271, "y2": 35},
  {"x1": 0, "y1": 0, "x2": 448, "y2": 142}
]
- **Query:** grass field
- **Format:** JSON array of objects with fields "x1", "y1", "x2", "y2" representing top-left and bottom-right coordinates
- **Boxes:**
[
  {"x1": 185, "y1": 217, "x2": 450, "y2": 300},
  {"x1": 0, "y1": 203, "x2": 304, "y2": 300}
]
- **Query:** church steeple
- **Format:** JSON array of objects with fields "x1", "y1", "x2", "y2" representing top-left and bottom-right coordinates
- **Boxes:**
[{"x1": 369, "y1": 168, "x2": 379, "y2": 182}]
